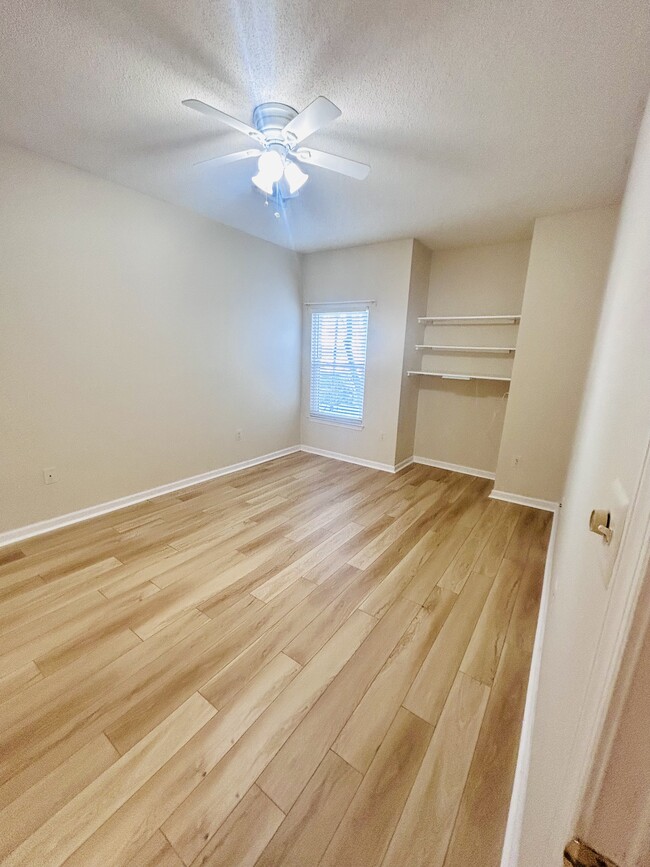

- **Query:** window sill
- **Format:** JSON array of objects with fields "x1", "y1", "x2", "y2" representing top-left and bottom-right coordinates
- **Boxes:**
[{"x1": 306, "y1": 416, "x2": 365, "y2": 431}]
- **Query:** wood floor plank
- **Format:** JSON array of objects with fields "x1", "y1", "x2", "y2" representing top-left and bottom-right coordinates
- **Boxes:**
[
  {"x1": 282, "y1": 564, "x2": 367, "y2": 665},
  {"x1": 443, "y1": 640, "x2": 533, "y2": 867},
  {"x1": 142, "y1": 546, "x2": 243, "y2": 591},
  {"x1": 460, "y1": 556, "x2": 521, "y2": 685},
  {"x1": 438, "y1": 499, "x2": 502, "y2": 593},
  {"x1": 35, "y1": 626, "x2": 142, "y2": 678},
  {"x1": 359, "y1": 527, "x2": 439, "y2": 618},
  {"x1": 162, "y1": 609, "x2": 376, "y2": 865},
  {"x1": 104, "y1": 579, "x2": 312, "y2": 755},
  {"x1": 130, "y1": 544, "x2": 282, "y2": 637},
  {"x1": 503, "y1": 506, "x2": 542, "y2": 564},
  {"x1": 473, "y1": 502, "x2": 522, "y2": 577},
  {"x1": 319, "y1": 706, "x2": 432, "y2": 867},
  {"x1": 128, "y1": 832, "x2": 184, "y2": 867},
  {"x1": 284, "y1": 489, "x2": 370, "y2": 541},
  {"x1": 333, "y1": 586, "x2": 457, "y2": 773},
  {"x1": 0, "y1": 454, "x2": 549, "y2": 866},
  {"x1": 97, "y1": 546, "x2": 207, "y2": 598},
  {"x1": 188, "y1": 784, "x2": 284, "y2": 867},
  {"x1": 236, "y1": 490, "x2": 366, "y2": 559},
  {"x1": 347, "y1": 488, "x2": 444, "y2": 570},
  {"x1": 198, "y1": 589, "x2": 264, "y2": 622},
  {"x1": 0, "y1": 574, "x2": 44, "y2": 606},
  {"x1": 192, "y1": 535, "x2": 316, "y2": 620},
  {"x1": 0, "y1": 605, "x2": 216, "y2": 803},
  {"x1": 507, "y1": 544, "x2": 546, "y2": 652},
  {"x1": 400, "y1": 518, "x2": 474, "y2": 604},
  {"x1": 251, "y1": 522, "x2": 365, "y2": 602},
  {"x1": 257, "y1": 596, "x2": 419, "y2": 812},
  {"x1": 65, "y1": 654, "x2": 300, "y2": 866},
  {"x1": 255, "y1": 751, "x2": 362, "y2": 867},
  {"x1": 3, "y1": 693, "x2": 215, "y2": 867},
  {"x1": 0, "y1": 734, "x2": 119, "y2": 860},
  {"x1": 452, "y1": 476, "x2": 493, "y2": 525},
  {"x1": 403, "y1": 568, "x2": 495, "y2": 725},
  {"x1": 0, "y1": 547, "x2": 25, "y2": 568},
  {"x1": 0, "y1": 661, "x2": 43, "y2": 703},
  {"x1": 300, "y1": 514, "x2": 394, "y2": 585},
  {"x1": 0, "y1": 590, "x2": 109, "y2": 678},
  {"x1": 0, "y1": 562, "x2": 113, "y2": 638},
  {"x1": 382, "y1": 671, "x2": 489, "y2": 867},
  {"x1": 199, "y1": 572, "x2": 360, "y2": 711}
]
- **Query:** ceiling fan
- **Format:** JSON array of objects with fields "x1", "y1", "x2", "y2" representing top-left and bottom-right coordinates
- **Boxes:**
[{"x1": 182, "y1": 96, "x2": 370, "y2": 203}]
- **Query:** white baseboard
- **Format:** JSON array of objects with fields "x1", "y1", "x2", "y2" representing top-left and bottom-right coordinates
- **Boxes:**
[
  {"x1": 500, "y1": 501, "x2": 559, "y2": 866},
  {"x1": 299, "y1": 445, "x2": 397, "y2": 474},
  {"x1": 490, "y1": 488, "x2": 559, "y2": 513},
  {"x1": 412, "y1": 455, "x2": 495, "y2": 480},
  {"x1": 5, "y1": 447, "x2": 557, "y2": 549},
  {"x1": 0, "y1": 446, "x2": 301, "y2": 548}
]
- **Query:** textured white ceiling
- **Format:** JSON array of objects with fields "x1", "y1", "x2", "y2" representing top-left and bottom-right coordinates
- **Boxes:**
[{"x1": 1, "y1": 0, "x2": 649, "y2": 251}]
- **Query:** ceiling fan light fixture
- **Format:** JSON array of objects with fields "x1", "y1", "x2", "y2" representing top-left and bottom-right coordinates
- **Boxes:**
[
  {"x1": 284, "y1": 160, "x2": 308, "y2": 194},
  {"x1": 251, "y1": 171, "x2": 275, "y2": 196},
  {"x1": 257, "y1": 150, "x2": 284, "y2": 182},
  {"x1": 183, "y1": 96, "x2": 370, "y2": 207}
]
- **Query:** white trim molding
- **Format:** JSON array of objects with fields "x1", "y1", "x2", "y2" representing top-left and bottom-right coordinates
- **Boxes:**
[
  {"x1": 0, "y1": 446, "x2": 301, "y2": 548},
  {"x1": 299, "y1": 445, "x2": 397, "y2": 474},
  {"x1": 413, "y1": 456, "x2": 495, "y2": 480},
  {"x1": 500, "y1": 506, "x2": 559, "y2": 866},
  {"x1": 490, "y1": 488, "x2": 559, "y2": 513}
]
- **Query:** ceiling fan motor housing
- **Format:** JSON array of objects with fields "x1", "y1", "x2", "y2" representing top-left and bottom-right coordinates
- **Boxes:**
[
  {"x1": 251, "y1": 102, "x2": 304, "y2": 200},
  {"x1": 252, "y1": 102, "x2": 299, "y2": 142}
]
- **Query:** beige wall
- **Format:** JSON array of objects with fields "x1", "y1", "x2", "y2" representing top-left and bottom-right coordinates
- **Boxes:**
[
  {"x1": 515, "y1": 98, "x2": 650, "y2": 865},
  {"x1": 395, "y1": 240, "x2": 431, "y2": 466},
  {"x1": 300, "y1": 239, "x2": 414, "y2": 468},
  {"x1": 0, "y1": 145, "x2": 301, "y2": 535},
  {"x1": 495, "y1": 207, "x2": 618, "y2": 502},
  {"x1": 413, "y1": 240, "x2": 530, "y2": 474}
]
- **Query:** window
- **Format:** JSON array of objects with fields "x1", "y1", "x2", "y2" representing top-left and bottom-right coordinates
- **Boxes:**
[{"x1": 310, "y1": 308, "x2": 369, "y2": 425}]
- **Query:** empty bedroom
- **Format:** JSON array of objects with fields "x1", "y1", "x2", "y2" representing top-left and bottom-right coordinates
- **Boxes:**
[{"x1": 1, "y1": 1, "x2": 649, "y2": 866}]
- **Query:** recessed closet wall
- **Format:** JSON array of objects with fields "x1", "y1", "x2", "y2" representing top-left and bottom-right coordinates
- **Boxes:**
[
  {"x1": 413, "y1": 241, "x2": 531, "y2": 475},
  {"x1": 495, "y1": 206, "x2": 619, "y2": 503}
]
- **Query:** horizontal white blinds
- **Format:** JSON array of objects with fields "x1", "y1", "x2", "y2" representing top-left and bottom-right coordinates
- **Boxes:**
[{"x1": 310, "y1": 309, "x2": 369, "y2": 425}]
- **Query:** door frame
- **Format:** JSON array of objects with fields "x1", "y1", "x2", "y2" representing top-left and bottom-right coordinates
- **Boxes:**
[{"x1": 501, "y1": 435, "x2": 650, "y2": 865}]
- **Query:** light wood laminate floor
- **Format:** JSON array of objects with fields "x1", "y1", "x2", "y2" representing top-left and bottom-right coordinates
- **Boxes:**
[{"x1": 0, "y1": 453, "x2": 550, "y2": 866}]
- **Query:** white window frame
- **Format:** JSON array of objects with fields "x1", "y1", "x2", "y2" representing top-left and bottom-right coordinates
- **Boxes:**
[{"x1": 309, "y1": 306, "x2": 370, "y2": 429}]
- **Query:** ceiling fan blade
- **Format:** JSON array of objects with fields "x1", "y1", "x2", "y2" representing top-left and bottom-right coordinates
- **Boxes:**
[
  {"x1": 182, "y1": 99, "x2": 264, "y2": 144},
  {"x1": 194, "y1": 148, "x2": 261, "y2": 167},
  {"x1": 283, "y1": 97, "x2": 341, "y2": 144},
  {"x1": 293, "y1": 147, "x2": 370, "y2": 180}
]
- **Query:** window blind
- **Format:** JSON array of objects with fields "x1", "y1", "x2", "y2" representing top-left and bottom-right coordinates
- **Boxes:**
[{"x1": 310, "y1": 309, "x2": 369, "y2": 425}]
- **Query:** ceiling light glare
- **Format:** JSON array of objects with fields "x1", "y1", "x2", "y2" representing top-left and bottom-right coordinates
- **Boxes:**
[
  {"x1": 284, "y1": 160, "x2": 308, "y2": 194},
  {"x1": 252, "y1": 172, "x2": 275, "y2": 195},
  {"x1": 257, "y1": 150, "x2": 284, "y2": 182}
]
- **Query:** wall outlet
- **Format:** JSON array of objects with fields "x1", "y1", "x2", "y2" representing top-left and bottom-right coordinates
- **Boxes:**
[
  {"x1": 235, "y1": 429, "x2": 242, "y2": 441},
  {"x1": 379, "y1": 431, "x2": 385, "y2": 441},
  {"x1": 43, "y1": 467, "x2": 58, "y2": 485},
  {"x1": 512, "y1": 456, "x2": 521, "y2": 469}
]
